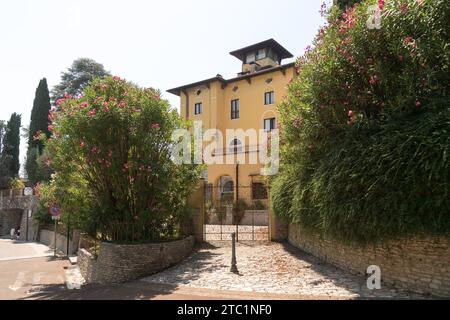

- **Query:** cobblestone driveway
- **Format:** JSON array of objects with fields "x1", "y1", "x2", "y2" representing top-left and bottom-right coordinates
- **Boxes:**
[{"x1": 143, "y1": 242, "x2": 425, "y2": 299}]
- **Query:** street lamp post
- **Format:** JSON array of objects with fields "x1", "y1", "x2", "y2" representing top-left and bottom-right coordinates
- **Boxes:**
[
  {"x1": 23, "y1": 187, "x2": 34, "y2": 242},
  {"x1": 230, "y1": 232, "x2": 239, "y2": 274}
]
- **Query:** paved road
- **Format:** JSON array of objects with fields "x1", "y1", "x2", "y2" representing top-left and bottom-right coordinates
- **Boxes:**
[
  {"x1": 0, "y1": 239, "x2": 54, "y2": 261},
  {"x1": 0, "y1": 240, "x2": 324, "y2": 300}
]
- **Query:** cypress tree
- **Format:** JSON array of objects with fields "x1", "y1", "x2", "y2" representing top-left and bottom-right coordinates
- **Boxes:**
[
  {"x1": 0, "y1": 121, "x2": 7, "y2": 189},
  {"x1": 26, "y1": 78, "x2": 52, "y2": 183},
  {"x1": 28, "y1": 78, "x2": 51, "y2": 151},
  {"x1": 0, "y1": 120, "x2": 5, "y2": 152},
  {"x1": 1, "y1": 113, "x2": 22, "y2": 181}
]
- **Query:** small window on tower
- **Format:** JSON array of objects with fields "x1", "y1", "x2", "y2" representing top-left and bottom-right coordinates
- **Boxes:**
[
  {"x1": 246, "y1": 52, "x2": 256, "y2": 64},
  {"x1": 256, "y1": 49, "x2": 266, "y2": 60}
]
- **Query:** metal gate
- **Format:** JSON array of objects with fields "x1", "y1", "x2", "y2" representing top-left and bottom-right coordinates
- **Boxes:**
[{"x1": 203, "y1": 184, "x2": 270, "y2": 242}]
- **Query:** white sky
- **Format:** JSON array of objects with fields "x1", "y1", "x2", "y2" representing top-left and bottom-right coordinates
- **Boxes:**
[{"x1": 0, "y1": 0, "x2": 331, "y2": 174}]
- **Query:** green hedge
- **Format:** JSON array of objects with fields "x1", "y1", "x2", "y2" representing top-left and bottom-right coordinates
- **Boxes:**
[{"x1": 272, "y1": 0, "x2": 450, "y2": 243}]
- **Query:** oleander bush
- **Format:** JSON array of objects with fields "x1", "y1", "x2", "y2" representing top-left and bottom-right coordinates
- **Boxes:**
[
  {"x1": 272, "y1": 0, "x2": 450, "y2": 243},
  {"x1": 39, "y1": 76, "x2": 202, "y2": 243}
]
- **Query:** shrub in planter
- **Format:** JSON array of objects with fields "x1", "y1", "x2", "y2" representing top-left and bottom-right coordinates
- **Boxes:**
[
  {"x1": 272, "y1": 0, "x2": 450, "y2": 243},
  {"x1": 41, "y1": 76, "x2": 202, "y2": 243}
]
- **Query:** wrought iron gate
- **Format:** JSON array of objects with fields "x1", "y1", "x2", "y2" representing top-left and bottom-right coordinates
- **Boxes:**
[{"x1": 203, "y1": 185, "x2": 270, "y2": 242}]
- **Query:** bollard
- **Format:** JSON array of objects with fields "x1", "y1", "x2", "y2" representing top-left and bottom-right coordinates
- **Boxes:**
[{"x1": 230, "y1": 232, "x2": 239, "y2": 274}]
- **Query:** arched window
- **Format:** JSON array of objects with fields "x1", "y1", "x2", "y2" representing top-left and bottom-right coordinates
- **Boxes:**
[{"x1": 229, "y1": 139, "x2": 243, "y2": 154}]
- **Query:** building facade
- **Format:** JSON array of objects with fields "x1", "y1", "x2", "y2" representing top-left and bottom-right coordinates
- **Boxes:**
[{"x1": 168, "y1": 39, "x2": 295, "y2": 206}]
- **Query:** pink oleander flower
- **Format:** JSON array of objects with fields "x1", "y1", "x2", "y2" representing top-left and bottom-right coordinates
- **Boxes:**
[
  {"x1": 378, "y1": 0, "x2": 385, "y2": 10},
  {"x1": 415, "y1": 100, "x2": 422, "y2": 108},
  {"x1": 91, "y1": 146, "x2": 100, "y2": 154},
  {"x1": 113, "y1": 76, "x2": 121, "y2": 81},
  {"x1": 152, "y1": 123, "x2": 160, "y2": 129},
  {"x1": 348, "y1": 110, "x2": 354, "y2": 117},
  {"x1": 48, "y1": 124, "x2": 54, "y2": 132},
  {"x1": 369, "y1": 75, "x2": 379, "y2": 85},
  {"x1": 400, "y1": 3, "x2": 409, "y2": 14},
  {"x1": 64, "y1": 93, "x2": 73, "y2": 99},
  {"x1": 107, "y1": 150, "x2": 113, "y2": 157},
  {"x1": 56, "y1": 98, "x2": 66, "y2": 106},
  {"x1": 80, "y1": 102, "x2": 89, "y2": 108},
  {"x1": 80, "y1": 141, "x2": 86, "y2": 148},
  {"x1": 293, "y1": 118, "x2": 302, "y2": 128},
  {"x1": 89, "y1": 109, "x2": 97, "y2": 117}
]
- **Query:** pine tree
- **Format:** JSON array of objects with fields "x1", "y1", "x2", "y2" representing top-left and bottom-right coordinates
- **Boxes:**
[
  {"x1": 51, "y1": 58, "x2": 110, "y2": 102},
  {"x1": 26, "y1": 78, "x2": 52, "y2": 184},
  {"x1": 0, "y1": 113, "x2": 21, "y2": 188},
  {"x1": 335, "y1": 0, "x2": 362, "y2": 10}
]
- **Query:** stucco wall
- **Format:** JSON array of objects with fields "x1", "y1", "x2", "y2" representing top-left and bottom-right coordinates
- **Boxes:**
[
  {"x1": 78, "y1": 236, "x2": 195, "y2": 284},
  {"x1": 288, "y1": 224, "x2": 450, "y2": 298}
]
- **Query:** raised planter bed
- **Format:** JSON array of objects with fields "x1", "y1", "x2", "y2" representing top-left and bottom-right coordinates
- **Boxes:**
[{"x1": 78, "y1": 236, "x2": 195, "y2": 284}]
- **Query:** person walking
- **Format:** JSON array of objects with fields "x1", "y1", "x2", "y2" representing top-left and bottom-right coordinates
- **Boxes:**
[{"x1": 10, "y1": 228, "x2": 15, "y2": 240}]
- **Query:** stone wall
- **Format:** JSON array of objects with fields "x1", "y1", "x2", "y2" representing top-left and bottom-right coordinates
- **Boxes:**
[
  {"x1": 288, "y1": 224, "x2": 450, "y2": 298},
  {"x1": 240, "y1": 210, "x2": 269, "y2": 226},
  {"x1": 78, "y1": 236, "x2": 195, "y2": 284},
  {"x1": 78, "y1": 249, "x2": 98, "y2": 283},
  {"x1": 206, "y1": 209, "x2": 269, "y2": 226},
  {"x1": 0, "y1": 209, "x2": 23, "y2": 237},
  {"x1": 0, "y1": 194, "x2": 39, "y2": 241},
  {"x1": 39, "y1": 229, "x2": 81, "y2": 255}
]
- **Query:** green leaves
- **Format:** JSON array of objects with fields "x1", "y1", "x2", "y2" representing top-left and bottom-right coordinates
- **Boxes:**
[
  {"x1": 42, "y1": 77, "x2": 202, "y2": 243},
  {"x1": 272, "y1": 0, "x2": 450, "y2": 244}
]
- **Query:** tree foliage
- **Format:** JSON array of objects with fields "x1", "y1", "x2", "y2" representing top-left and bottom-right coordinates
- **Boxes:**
[
  {"x1": 51, "y1": 58, "x2": 110, "y2": 103},
  {"x1": 26, "y1": 78, "x2": 52, "y2": 184},
  {"x1": 40, "y1": 76, "x2": 202, "y2": 243},
  {"x1": 272, "y1": 0, "x2": 450, "y2": 243},
  {"x1": 336, "y1": 0, "x2": 362, "y2": 11},
  {"x1": 0, "y1": 113, "x2": 21, "y2": 189}
]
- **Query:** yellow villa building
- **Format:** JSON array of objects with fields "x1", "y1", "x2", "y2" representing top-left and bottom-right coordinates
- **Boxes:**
[{"x1": 168, "y1": 39, "x2": 295, "y2": 208}]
